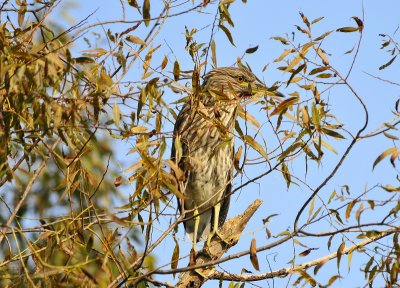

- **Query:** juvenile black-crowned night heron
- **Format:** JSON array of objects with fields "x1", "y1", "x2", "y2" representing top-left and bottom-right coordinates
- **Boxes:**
[{"x1": 171, "y1": 67, "x2": 272, "y2": 250}]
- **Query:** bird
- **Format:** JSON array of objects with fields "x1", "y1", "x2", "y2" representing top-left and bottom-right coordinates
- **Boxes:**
[{"x1": 171, "y1": 67, "x2": 273, "y2": 251}]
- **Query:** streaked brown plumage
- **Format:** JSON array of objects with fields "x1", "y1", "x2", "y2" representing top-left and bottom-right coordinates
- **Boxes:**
[{"x1": 171, "y1": 67, "x2": 268, "y2": 248}]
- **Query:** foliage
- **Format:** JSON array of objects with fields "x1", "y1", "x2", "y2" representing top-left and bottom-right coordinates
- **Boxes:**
[{"x1": 0, "y1": 1, "x2": 399, "y2": 287}]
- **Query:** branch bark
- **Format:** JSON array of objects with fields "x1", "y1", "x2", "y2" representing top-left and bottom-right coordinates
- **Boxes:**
[
  {"x1": 175, "y1": 199, "x2": 263, "y2": 288},
  {"x1": 209, "y1": 226, "x2": 398, "y2": 282}
]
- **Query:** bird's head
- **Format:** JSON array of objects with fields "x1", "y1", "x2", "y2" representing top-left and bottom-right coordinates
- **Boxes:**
[{"x1": 202, "y1": 67, "x2": 281, "y2": 101}]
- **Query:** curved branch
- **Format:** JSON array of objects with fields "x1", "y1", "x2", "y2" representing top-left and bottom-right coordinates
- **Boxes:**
[
  {"x1": 210, "y1": 226, "x2": 398, "y2": 282},
  {"x1": 175, "y1": 199, "x2": 263, "y2": 288}
]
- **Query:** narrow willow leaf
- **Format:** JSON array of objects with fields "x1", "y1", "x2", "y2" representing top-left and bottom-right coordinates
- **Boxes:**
[
  {"x1": 250, "y1": 238, "x2": 260, "y2": 271},
  {"x1": 233, "y1": 146, "x2": 243, "y2": 173},
  {"x1": 285, "y1": 54, "x2": 303, "y2": 72},
  {"x1": 126, "y1": 35, "x2": 146, "y2": 45},
  {"x1": 143, "y1": 0, "x2": 151, "y2": 26},
  {"x1": 113, "y1": 101, "x2": 121, "y2": 127},
  {"x1": 311, "y1": 16, "x2": 324, "y2": 25},
  {"x1": 281, "y1": 162, "x2": 291, "y2": 189},
  {"x1": 308, "y1": 196, "x2": 316, "y2": 216},
  {"x1": 345, "y1": 200, "x2": 356, "y2": 220},
  {"x1": 379, "y1": 56, "x2": 397, "y2": 70},
  {"x1": 309, "y1": 66, "x2": 329, "y2": 75},
  {"x1": 130, "y1": 126, "x2": 148, "y2": 134},
  {"x1": 245, "y1": 45, "x2": 259, "y2": 54},
  {"x1": 244, "y1": 135, "x2": 268, "y2": 159},
  {"x1": 211, "y1": 39, "x2": 217, "y2": 67},
  {"x1": 347, "y1": 250, "x2": 353, "y2": 272},
  {"x1": 173, "y1": 60, "x2": 180, "y2": 81},
  {"x1": 271, "y1": 36, "x2": 289, "y2": 45},
  {"x1": 372, "y1": 147, "x2": 398, "y2": 170},
  {"x1": 337, "y1": 242, "x2": 346, "y2": 269},
  {"x1": 171, "y1": 240, "x2": 179, "y2": 276},
  {"x1": 161, "y1": 56, "x2": 168, "y2": 70},
  {"x1": 336, "y1": 26, "x2": 359, "y2": 33},
  {"x1": 274, "y1": 48, "x2": 294, "y2": 62},
  {"x1": 270, "y1": 96, "x2": 299, "y2": 116},
  {"x1": 321, "y1": 128, "x2": 345, "y2": 139},
  {"x1": 313, "y1": 30, "x2": 333, "y2": 41},
  {"x1": 328, "y1": 190, "x2": 336, "y2": 204},
  {"x1": 219, "y1": 24, "x2": 235, "y2": 46},
  {"x1": 316, "y1": 48, "x2": 329, "y2": 65}
]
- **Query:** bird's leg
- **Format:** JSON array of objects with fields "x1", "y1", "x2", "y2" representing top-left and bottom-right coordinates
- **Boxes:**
[
  {"x1": 206, "y1": 202, "x2": 227, "y2": 247},
  {"x1": 192, "y1": 208, "x2": 200, "y2": 252}
]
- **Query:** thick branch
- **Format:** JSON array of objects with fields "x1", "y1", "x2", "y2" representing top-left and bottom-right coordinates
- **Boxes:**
[
  {"x1": 175, "y1": 199, "x2": 263, "y2": 288},
  {"x1": 209, "y1": 227, "x2": 397, "y2": 282}
]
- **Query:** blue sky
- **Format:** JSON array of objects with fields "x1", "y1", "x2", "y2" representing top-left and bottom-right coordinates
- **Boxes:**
[{"x1": 50, "y1": 1, "x2": 400, "y2": 287}]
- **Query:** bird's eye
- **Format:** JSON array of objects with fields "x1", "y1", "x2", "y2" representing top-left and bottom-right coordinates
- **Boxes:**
[{"x1": 237, "y1": 76, "x2": 244, "y2": 83}]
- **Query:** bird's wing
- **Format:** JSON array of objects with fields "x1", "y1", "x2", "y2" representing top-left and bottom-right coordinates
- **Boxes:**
[
  {"x1": 216, "y1": 151, "x2": 232, "y2": 230},
  {"x1": 170, "y1": 103, "x2": 190, "y2": 218}
]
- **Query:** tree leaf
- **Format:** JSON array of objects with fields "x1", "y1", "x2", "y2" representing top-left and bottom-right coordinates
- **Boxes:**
[
  {"x1": 270, "y1": 96, "x2": 299, "y2": 116},
  {"x1": 372, "y1": 147, "x2": 398, "y2": 170},
  {"x1": 379, "y1": 56, "x2": 397, "y2": 70},
  {"x1": 143, "y1": 0, "x2": 151, "y2": 26},
  {"x1": 337, "y1": 241, "x2": 346, "y2": 269},
  {"x1": 316, "y1": 48, "x2": 329, "y2": 65},
  {"x1": 173, "y1": 60, "x2": 180, "y2": 81},
  {"x1": 244, "y1": 135, "x2": 268, "y2": 159},
  {"x1": 161, "y1": 56, "x2": 168, "y2": 70},
  {"x1": 171, "y1": 240, "x2": 179, "y2": 276},
  {"x1": 211, "y1": 39, "x2": 217, "y2": 67},
  {"x1": 250, "y1": 238, "x2": 260, "y2": 271},
  {"x1": 113, "y1": 101, "x2": 121, "y2": 128},
  {"x1": 245, "y1": 45, "x2": 259, "y2": 54},
  {"x1": 219, "y1": 24, "x2": 235, "y2": 46},
  {"x1": 336, "y1": 26, "x2": 359, "y2": 33},
  {"x1": 126, "y1": 35, "x2": 146, "y2": 45}
]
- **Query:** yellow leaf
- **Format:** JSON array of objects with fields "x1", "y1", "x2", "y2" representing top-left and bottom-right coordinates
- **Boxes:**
[
  {"x1": 126, "y1": 35, "x2": 147, "y2": 45},
  {"x1": 130, "y1": 126, "x2": 148, "y2": 134},
  {"x1": 373, "y1": 147, "x2": 398, "y2": 170},
  {"x1": 270, "y1": 96, "x2": 299, "y2": 116},
  {"x1": 113, "y1": 101, "x2": 121, "y2": 127},
  {"x1": 244, "y1": 135, "x2": 268, "y2": 159}
]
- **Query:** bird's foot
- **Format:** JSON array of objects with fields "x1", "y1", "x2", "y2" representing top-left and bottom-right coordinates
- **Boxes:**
[{"x1": 206, "y1": 229, "x2": 229, "y2": 248}]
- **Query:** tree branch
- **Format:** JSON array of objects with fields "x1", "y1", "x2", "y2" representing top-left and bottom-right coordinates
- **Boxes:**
[
  {"x1": 175, "y1": 199, "x2": 263, "y2": 288},
  {"x1": 210, "y1": 226, "x2": 398, "y2": 282}
]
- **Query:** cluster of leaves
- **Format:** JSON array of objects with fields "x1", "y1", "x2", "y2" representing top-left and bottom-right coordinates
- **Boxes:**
[{"x1": 1, "y1": 1, "x2": 400, "y2": 288}]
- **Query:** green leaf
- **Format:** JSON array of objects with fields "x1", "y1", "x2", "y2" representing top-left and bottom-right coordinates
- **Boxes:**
[
  {"x1": 143, "y1": 0, "x2": 151, "y2": 26},
  {"x1": 311, "y1": 16, "x2": 324, "y2": 25},
  {"x1": 113, "y1": 101, "x2": 121, "y2": 128},
  {"x1": 245, "y1": 45, "x2": 259, "y2": 54},
  {"x1": 173, "y1": 60, "x2": 180, "y2": 81},
  {"x1": 281, "y1": 162, "x2": 291, "y2": 189},
  {"x1": 337, "y1": 241, "x2": 345, "y2": 269},
  {"x1": 379, "y1": 55, "x2": 397, "y2": 70},
  {"x1": 211, "y1": 40, "x2": 217, "y2": 67},
  {"x1": 219, "y1": 24, "x2": 235, "y2": 46},
  {"x1": 321, "y1": 128, "x2": 345, "y2": 139}
]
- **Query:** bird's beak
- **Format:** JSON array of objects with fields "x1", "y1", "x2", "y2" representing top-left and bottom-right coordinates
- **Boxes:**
[{"x1": 246, "y1": 81, "x2": 285, "y2": 99}]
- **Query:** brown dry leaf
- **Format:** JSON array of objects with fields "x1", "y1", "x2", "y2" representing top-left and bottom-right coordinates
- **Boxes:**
[
  {"x1": 114, "y1": 176, "x2": 122, "y2": 187},
  {"x1": 250, "y1": 238, "x2": 260, "y2": 271},
  {"x1": 234, "y1": 146, "x2": 243, "y2": 173},
  {"x1": 171, "y1": 240, "x2": 180, "y2": 277}
]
